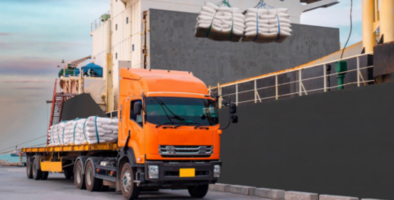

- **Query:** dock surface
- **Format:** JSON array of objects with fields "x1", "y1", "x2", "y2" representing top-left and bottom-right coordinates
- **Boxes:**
[{"x1": 0, "y1": 166, "x2": 262, "y2": 200}]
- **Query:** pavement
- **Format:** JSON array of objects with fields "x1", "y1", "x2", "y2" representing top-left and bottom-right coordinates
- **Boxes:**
[{"x1": 0, "y1": 166, "x2": 263, "y2": 200}]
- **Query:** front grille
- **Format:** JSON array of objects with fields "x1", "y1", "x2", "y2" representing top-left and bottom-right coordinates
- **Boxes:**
[
  {"x1": 159, "y1": 145, "x2": 213, "y2": 157},
  {"x1": 164, "y1": 170, "x2": 209, "y2": 177}
]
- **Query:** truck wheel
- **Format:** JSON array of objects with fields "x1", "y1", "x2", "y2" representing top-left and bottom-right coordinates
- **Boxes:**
[
  {"x1": 41, "y1": 172, "x2": 49, "y2": 180},
  {"x1": 188, "y1": 184, "x2": 209, "y2": 198},
  {"x1": 85, "y1": 160, "x2": 103, "y2": 191},
  {"x1": 120, "y1": 163, "x2": 140, "y2": 200},
  {"x1": 74, "y1": 160, "x2": 86, "y2": 189},
  {"x1": 32, "y1": 157, "x2": 42, "y2": 180},
  {"x1": 26, "y1": 157, "x2": 33, "y2": 179},
  {"x1": 64, "y1": 168, "x2": 73, "y2": 180}
]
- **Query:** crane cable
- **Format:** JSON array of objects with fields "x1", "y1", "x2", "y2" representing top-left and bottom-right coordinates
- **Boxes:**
[
  {"x1": 0, "y1": 143, "x2": 47, "y2": 155},
  {"x1": 0, "y1": 135, "x2": 47, "y2": 153},
  {"x1": 340, "y1": 0, "x2": 353, "y2": 59}
]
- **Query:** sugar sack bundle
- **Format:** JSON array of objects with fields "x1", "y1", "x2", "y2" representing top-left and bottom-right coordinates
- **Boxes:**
[
  {"x1": 49, "y1": 122, "x2": 66, "y2": 146},
  {"x1": 195, "y1": 2, "x2": 245, "y2": 42},
  {"x1": 84, "y1": 116, "x2": 119, "y2": 144},
  {"x1": 73, "y1": 119, "x2": 87, "y2": 145},
  {"x1": 243, "y1": 8, "x2": 292, "y2": 43}
]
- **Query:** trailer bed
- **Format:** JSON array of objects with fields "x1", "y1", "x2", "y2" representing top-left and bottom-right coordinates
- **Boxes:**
[{"x1": 22, "y1": 142, "x2": 119, "y2": 153}]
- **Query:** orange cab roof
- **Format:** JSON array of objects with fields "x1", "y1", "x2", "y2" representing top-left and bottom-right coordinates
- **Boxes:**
[{"x1": 120, "y1": 68, "x2": 209, "y2": 96}]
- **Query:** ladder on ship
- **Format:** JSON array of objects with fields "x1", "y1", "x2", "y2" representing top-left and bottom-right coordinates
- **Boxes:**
[{"x1": 47, "y1": 79, "x2": 76, "y2": 145}]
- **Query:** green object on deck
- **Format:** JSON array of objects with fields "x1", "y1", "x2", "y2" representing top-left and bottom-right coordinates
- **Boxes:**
[
  {"x1": 335, "y1": 60, "x2": 347, "y2": 90},
  {"x1": 101, "y1": 14, "x2": 110, "y2": 22},
  {"x1": 58, "y1": 68, "x2": 80, "y2": 78}
]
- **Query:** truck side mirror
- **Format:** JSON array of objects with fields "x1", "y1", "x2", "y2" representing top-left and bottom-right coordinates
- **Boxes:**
[
  {"x1": 134, "y1": 102, "x2": 142, "y2": 115},
  {"x1": 231, "y1": 115, "x2": 238, "y2": 124},
  {"x1": 222, "y1": 98, "x2": 228, "y2": 107},
  {"x1": 230, "y1": 103, "x2": 237, "y2": 114}
]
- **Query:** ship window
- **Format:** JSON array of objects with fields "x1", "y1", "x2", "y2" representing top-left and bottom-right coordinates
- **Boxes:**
[
  {"x1": 126, "y1": 17, "x2": 129, "y2": 24},
  {"x1": 132, "y1": 45, "x2": 134, "y2": 51}
]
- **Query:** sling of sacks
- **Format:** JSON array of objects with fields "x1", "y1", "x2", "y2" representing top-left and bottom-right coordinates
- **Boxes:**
[
  {"x1": 243, "y1": 8, "x2": 292, "y2": 43},
  {"x1": 48, "y1": 116, "x2": 118, "y2": 146},
  {"x1": 195, "y1": 2, "x2": 245, "y2": 42}
]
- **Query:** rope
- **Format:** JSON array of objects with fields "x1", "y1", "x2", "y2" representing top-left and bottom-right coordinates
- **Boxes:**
[
  {"x1": 229, "y1": 12, "x2": 234, "y2": 40},
  {"x1": 57, "y1": 126, "x2": 61, "y2": 144},
  {"x1": 62, "y1": 127, "x2": 65, "y2": 145},
  {"x1": 205, "y1": 12, "x2": 218, "y2": 38},
  {"x1": 0, "y1": 135, "x2": 47, "y2": 153},
  {"x1": 253, "y1": 11, "x2": 259, "y2": 41},
  {"x1": 82, "y1": 120, "x2": 88, "y2": 141},
  {"x1": 95, "y1": 116, "x2": 100, "y2": 144},
  {"x1": 73, "y1": 121, "x2": 78, "y2": 144},
  {"x1": 275, "y1": 13, "x2": 281, "y2": 42}
]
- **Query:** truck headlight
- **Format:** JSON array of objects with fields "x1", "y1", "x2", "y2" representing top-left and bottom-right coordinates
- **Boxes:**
[
  {"x1": 148, "y1": 165, "x2": 159, "y2": 179},
  {"x1": 214, "y1": 165, "x2": 220, "y2": 178}
]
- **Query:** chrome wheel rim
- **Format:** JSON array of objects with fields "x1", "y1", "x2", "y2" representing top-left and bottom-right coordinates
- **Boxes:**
[
  {"x1": 32, "y1": 162, "x2": 36, "y2": 177},
  {"x1": 86, "y1": 167, "x2": 92, "y2": 185},
  {"x1": 122, "y1": 171, "x2": 131, "y2": 193},
  {"x1": 76, "y1": 166, "x2": 81, "y2": 184}
]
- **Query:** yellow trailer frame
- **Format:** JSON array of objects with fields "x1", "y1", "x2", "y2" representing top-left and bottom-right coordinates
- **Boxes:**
[
  {"x1": 22, "y1": 142, "x2": 120, "y2": 153},
  {"x1": 23, "y1": 143, "x2": 120, "y2": 173}
]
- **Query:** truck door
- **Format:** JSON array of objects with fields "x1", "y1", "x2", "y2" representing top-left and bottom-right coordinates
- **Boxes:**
[{"x1": 122, "y1": 98, "x2": 145, "y2": 163}]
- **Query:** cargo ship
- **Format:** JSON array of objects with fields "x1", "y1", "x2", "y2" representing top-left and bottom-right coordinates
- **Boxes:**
[{"x1": 24, "y1": 0, "x2": 394, "y2": 199}]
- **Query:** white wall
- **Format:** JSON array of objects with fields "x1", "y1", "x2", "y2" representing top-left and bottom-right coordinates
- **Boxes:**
[{"x1": 91, "y1": 20, "x2": 111, "y2": 80}]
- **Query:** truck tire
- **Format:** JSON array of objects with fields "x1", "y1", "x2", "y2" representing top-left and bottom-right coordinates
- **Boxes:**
[
  {"x1": 26, "y1": 157, "x2": 33, "y2": 179},
  {"x1": 188, "y1": 184, "x2": 209, "y2": 198},
  {"x1": 85, "y1": 160, "x2": 103, "y2": 191},
  {"x1": 41, "y1": 172, "x2": 49, "y2": 180},
  {"x1": 32, "y1": 157, "x2": 42, "y2": 180},
  {"x1": 120, "y1": 163, "x2": 140, "y2": 200},
  {"x1": 74, "y1": 160, "x2": 86, "y2": 189},
  {"x1": 64, "y1": 168, "x2": 73, "y2": 180}
]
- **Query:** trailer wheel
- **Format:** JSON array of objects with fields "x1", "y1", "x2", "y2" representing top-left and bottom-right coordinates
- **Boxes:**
[
  {"x1": 41, "y1": 172, "x2": 49, "y2": 180},
  {"x1": 32, "y1": 157, "x2": 42, "y2": 180},
  {"x1": 188, "y1": 184, "x2": 209, "y2": 198},
  {"x1": 26, "y1": 157, "x2": 33, "y2": 179},
  {"x1": 85, "y1": 160, "x2": 102, "y2": 191},
  {"x1": 120, "y1": 163, "x2": 140, "y2": 200},
  {"x1": 74, "y1": 160, "x2": 86, "y2": 189}
]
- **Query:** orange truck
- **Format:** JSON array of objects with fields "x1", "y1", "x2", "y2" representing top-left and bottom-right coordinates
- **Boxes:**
[{"x1": 22, "y1": 69, "x2": 238, "y2": 200}]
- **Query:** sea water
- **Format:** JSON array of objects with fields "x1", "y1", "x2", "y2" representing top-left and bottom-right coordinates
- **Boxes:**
[{"x1": 0, "y1": 154, "x2": 26, "y2": 163}]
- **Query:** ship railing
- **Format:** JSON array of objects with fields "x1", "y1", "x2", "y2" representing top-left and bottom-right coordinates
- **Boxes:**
[
  {"x1": 209, "y1": 53, "x2": 374, "y2": 107},
  {"x1": 91, "y1": 10, "x2": 110, "y2": 32}
]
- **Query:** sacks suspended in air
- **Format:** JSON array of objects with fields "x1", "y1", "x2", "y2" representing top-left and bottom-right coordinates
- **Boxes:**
[
  {"x1": 195, "y1": 2, "x2": 292, "y2": 44},
  {"x1": 195, "y1": 2, "x2": 245, "y2": 42},
  {"x1": 243, "y1": 8, "x2": 292, "y2": 43}
]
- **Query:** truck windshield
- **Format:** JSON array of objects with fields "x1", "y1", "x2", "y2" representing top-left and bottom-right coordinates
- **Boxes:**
[{"x1": 145, "y1": 97, "x2": 219, "y2": 126}]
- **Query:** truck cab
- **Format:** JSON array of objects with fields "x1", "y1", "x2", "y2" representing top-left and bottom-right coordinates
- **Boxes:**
[{"x1": 117, "y1": 68, "x2": 224, "y2": 199}]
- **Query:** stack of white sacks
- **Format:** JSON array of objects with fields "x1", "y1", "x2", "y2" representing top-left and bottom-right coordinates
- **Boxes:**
[
  {"x1": 48, "y1": 122, "x2": 66, "y2": 146},
  {"x1": 195, "y1": 2, "x2": 292, "y2": 43},
  {"x1": 48, "y1": 116, "x2": 118, "y2": 146},
  {"x1": 243, "y1": 8, "x2": 292, "y2": 43},
  {"x1": 195, "y1": 2, "x2": 245, "y2": 42}
]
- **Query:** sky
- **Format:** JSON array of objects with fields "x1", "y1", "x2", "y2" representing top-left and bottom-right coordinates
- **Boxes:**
[{"x1": 0, "y1": 0, "x2": 361, "y2": 152}]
